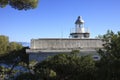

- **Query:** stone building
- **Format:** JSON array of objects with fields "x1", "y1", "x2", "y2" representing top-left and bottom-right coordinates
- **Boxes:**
[{"x1": 26, "y1": 16, "x2": 103, "y2": 62}]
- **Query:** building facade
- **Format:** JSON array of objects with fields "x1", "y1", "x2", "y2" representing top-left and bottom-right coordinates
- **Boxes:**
[{"x1": 26, "y1": 16, "x2": 103, "y2": 62}]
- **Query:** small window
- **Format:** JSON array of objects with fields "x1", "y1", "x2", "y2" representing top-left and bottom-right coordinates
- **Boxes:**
[{"x1": 74, "y1": 36, "x2": 78, "y2": 38}]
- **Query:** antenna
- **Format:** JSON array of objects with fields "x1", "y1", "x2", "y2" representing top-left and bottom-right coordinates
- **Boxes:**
[{"x1": 61, "y1": 29, "x2": 63, "y2": 39}]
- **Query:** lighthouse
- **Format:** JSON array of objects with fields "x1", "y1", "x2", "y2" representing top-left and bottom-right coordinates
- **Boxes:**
[
  {"x1": 70, "y1": 16, "x2": 90, "y2": 38},
  {"x1": 27, "y1": 16, "x2": 103, "y2": 62}
]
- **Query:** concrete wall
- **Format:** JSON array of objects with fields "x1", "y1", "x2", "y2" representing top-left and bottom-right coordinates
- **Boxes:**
[
  {"x1": 27, "y1": 49, "x2": 100, "y2": 62},
  {"x1": 27, "y1": 38, "x2": 103, "y2": 63},
  {"x1": 29, "y1": 52, "x2": 63, "y2": 62},
  {"x1": 31, "y1": 38, "x2": 103, "y2": 50}
]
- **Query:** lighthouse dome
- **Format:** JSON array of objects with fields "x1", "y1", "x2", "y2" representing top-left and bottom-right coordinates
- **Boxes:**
[{"x1": 75, "y1": 16, "x2": 84, "y2": 24}]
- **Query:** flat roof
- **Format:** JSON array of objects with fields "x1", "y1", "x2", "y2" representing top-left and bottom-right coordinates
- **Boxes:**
[{"x1": 31, "y1": 38, "x2": 101, "y2": 40}]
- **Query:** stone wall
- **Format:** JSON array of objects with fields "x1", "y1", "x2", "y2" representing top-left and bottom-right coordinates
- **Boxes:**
[
  {"x1": 27, "y1": 38, "x2": 103, "y2": 62},
  {"x1": 31, "y1": 38, "x2": 103, "y2": 50}
]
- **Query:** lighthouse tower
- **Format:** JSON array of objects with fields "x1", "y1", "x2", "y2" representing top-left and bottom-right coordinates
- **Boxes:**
[{"x1": 70, "y1": 16, "x2": 90, "y2": 38}]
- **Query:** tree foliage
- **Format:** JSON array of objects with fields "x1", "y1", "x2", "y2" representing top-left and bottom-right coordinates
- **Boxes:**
[
  {"x1": 0, "y1": 0, "x2": 8, "y2": 8},
  {"x1": 97, "y1": 30, "x2": 120, "y2": 80},
  {"x1": 98, "y1": 30, "x2": 120, "y2": 60},
  {"x1": 0, "y1": 35, "x2": 29, "y2": 79},
  {"x1": 0, "y1": 0, "x2": 39, "y2": 10},
  {"x1": 15, "y1": 72, "x2": 37, "y2": 80},
  {"x1": 0, "y1": 47, "x2": 29, "y2": 80},
  {"x1": 8, "y1": 42, "x2": 23, "y2": 52},
  {"x1": 34, "y1": 51, "x2": 96, "y2": 80},
  {"x1": 0, "y1": 35, "x2": 9, "y2": 55},
  {"x1": 0, "y1": 35, "x2": 23, "y2": 55}
]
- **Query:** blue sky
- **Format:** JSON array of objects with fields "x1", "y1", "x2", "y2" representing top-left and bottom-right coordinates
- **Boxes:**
[{"x1": 0, "y1": 0, "x2": 120, "y2": 42}]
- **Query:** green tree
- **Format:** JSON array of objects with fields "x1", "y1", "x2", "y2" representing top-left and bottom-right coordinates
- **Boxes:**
[
  {"x1": 15, "y1": 72, "x2": 37, "y2": 80},
  {"x1": 0, "y1": 47, "x2": 29, "y2": 80},
  {"x1": 97, "y1": 30, "x2": 120, "y2": 80},
  {"x1": 0, "y1": 0, "x2": 8, "y2": 8},
  {"x1": 34, "y1": 51, "x2": 96, "y2": 80},
  {"x1": 0, "y1": 35, "x2": 9, "y2": 55},
  {"x1": 8, "y1": 42, "x2": 23, "y2": 52},
  {"x1": 0, "y1": 0, "x2": 39, "y2": 10},
  {"x1": 0, "y1": 35, "x2": 23, "y2": 55},
  {"x1": 0, "y1": 35, "x2": 29, "y2": 79}
]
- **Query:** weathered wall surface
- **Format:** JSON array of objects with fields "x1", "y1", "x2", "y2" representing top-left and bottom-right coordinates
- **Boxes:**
[
  {"x1": 27, "y1": 38, "x2": 103, "y2": 62},
  {"x1": 29, "y1": 52, "x2": 63, "y2": 62},
  {"x1": 31, "y1": 38, "x2": 103, "y2": 50},
  {"x1": 28, "y1": 49, "x2": 99, "y2": 62}
]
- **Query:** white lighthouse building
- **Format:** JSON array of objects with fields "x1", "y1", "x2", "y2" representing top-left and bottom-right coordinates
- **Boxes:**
[{"x1": 70, "y1": 16, "x2": 90, "y2": 38}]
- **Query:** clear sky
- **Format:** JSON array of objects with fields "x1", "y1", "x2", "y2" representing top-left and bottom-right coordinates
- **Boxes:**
[{"x1": 0, "y1": 0, "x2": 120, "y2": 42}]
